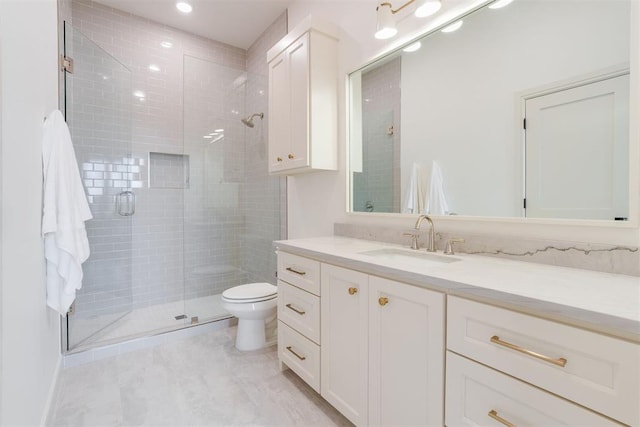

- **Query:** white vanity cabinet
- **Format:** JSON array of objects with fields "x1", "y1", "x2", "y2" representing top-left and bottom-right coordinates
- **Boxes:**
[
  {"x1": 320, "y1": 264, "x2": 445, "y2": 426},
  {"x1": 446, "y1": 296, "x2": 640, "y2": 426},
  {"x1": 267, "y1": 17, "x2": 338, "y2": 175},
  {"x1": 368, "y1": 276, "x2": 445, "y2": 427},
  {"x1": 320, "y1": 264, "x2": 369, "y2": 426},
  {"x1": 277, "y1": 252, "x2": 321, "y2": 392}
]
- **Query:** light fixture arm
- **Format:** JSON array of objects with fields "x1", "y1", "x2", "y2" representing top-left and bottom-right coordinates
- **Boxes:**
[{"x1": 379, "y1": 0, "x2": 417, "y2": 14}]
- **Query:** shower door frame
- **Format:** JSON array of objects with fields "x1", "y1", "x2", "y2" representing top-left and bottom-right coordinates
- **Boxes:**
[{"x1": 62, "y1": 21, "x2": 135, "y2": 352}]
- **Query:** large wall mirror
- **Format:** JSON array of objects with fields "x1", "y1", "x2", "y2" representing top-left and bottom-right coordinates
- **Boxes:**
[{"x1": 349, "y1": 0, "x2": 633, "y2": 221}]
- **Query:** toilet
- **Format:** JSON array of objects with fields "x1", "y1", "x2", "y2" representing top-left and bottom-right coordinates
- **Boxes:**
[{"x1": 221, "y1": 282, "x2": 278, "y2": 351}]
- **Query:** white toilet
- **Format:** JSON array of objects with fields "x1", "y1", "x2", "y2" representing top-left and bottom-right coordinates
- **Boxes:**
[{"x1": 221, "y1": 282, "x2": 278, "y2": 351}]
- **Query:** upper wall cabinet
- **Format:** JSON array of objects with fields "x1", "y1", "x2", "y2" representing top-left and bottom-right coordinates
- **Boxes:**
[{"x1": 267, "y1": 17, "x2": 339, "y2": 175}]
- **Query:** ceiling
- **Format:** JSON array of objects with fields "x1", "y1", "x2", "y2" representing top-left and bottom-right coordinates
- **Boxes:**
[{"x1": 94, "y1": 0, "x2": 293, "y2": 49}]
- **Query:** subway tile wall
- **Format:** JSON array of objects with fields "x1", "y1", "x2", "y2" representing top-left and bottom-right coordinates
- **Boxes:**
[
  {"x1": 66, "y1": 0, "x2": 285, "y2": 330},
  {"x1": 352, "y1": 57, "x2": 401, "y2": 213},
  {"x1": 244, "y1": 13, "x2": 288, "y2": 284}
]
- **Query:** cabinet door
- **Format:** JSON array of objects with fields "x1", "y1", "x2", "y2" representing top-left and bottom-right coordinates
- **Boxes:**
[
  {"x1": 268, "y1": 49, "x2": 289, "y2": 173},
  {"x1": 321, "y1": 264, "x2": 369, "y2": 426},
  {"x1": 369, "y1": 277, "x2": 445, "y2": 427},
  {"x1": 287, "y1": 32, "x2": 310, "y2": 170}
]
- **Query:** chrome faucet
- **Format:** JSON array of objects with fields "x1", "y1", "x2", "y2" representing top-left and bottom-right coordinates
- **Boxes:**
[{"x1": 414, "y1": 215, "x2": 436, "y2": 252}]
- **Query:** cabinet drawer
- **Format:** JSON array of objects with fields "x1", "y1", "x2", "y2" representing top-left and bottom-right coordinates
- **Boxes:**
[
  {"x1": 445, "y1": 352, "x2": 620, "y2": 426},
  {"x1": 447, "y1": 296, "x2": 639, "y2": 425},
  {"x1": 278, "y1": 280, "x2": 320, "y2": 344},
  {"x1": 278, "y1": 321, "x2": 321, "y2": 393},
  {"x1": 277, "y1": 252, "x2": 320, "y2": 295}
]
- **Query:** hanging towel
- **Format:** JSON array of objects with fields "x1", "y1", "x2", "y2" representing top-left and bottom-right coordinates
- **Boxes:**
[
  {"x1": 42, "y1": 110, "x2": 92, "y2": 316},
  {"x1": 402, "y1": 162, "x2": 425, "y2": 214},
  {"x1": 427, "y1": 160, "x2": 449, "y2": 215}
]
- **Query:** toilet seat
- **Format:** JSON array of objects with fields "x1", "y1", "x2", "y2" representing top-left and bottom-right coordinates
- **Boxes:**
[{"x1": 222, "y1": 282, "x2": 277, "y2": 303}]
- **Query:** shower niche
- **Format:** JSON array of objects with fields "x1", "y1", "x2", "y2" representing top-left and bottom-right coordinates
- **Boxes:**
[{"x1": 149, "y1": 152, "x2": 190, "y2": 189}]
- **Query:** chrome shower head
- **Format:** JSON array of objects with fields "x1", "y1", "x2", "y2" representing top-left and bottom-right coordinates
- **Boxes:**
[{"x1": 241, "y1": 112, "x2": 264, "y2": 128}]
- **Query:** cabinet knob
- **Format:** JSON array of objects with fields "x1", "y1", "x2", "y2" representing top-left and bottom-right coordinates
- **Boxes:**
[
  {"x1": 378, "y1": 297, "x2": 389, "y2": 306},
  {"x1": 277, "y1": 157, "x2": 283, "y2": 162},
  {"x1": 288, "y1": 153, "x2": 294, "y2": 159},
  {"x1": 348, "y1": 287, "x2": 358, "y2": 295}
]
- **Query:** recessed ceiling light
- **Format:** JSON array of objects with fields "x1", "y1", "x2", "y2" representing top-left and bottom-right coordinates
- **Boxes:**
[
  {"x1": 403, "y1": 42, "x2": 422, "y2": 53},
  {"x1": 176, "y1": 2, "x2": 192, "y2": 13},
  {"x1": 160, "y1": 41, "x2": 173, "y2": 49},
  {"x1": 214, "y1": 129, "x2": 224, "y2": 133},
  {"x1": 489, "y1": 0, "x2": 514, "y2": 9},
  {"x1": 133, "y1": 90, "x2": 146, "y2": 98},
  {"x1": 203, "y1": 135, "x2": 213, "y2": 139},
  {"x1": 148, "y1": 64, "x2": 160, "y2": 72},
  {"x1": 441, "y1": 20, "x2": 463, "y2": 33}
]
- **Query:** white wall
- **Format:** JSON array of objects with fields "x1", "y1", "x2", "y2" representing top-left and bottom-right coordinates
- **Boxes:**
[
  {"x1": 285, "y1": 0, "x2": 640, "y2": 246},
  {"x1": 0, "y1": 0, "x2": 62, "y2": 425}
]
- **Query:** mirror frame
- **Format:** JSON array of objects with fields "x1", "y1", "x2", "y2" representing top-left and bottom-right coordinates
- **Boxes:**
[{"x1": 345, "y1": 0, "x2": 640, "y2": 231}]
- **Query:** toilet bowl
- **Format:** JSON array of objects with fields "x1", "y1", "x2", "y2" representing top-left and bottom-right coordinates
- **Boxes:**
[{"x1": 221, "y1": 282, "x2": 278, "y2": 351}]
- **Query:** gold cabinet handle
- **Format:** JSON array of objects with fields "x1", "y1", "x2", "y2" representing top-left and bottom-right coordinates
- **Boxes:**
[
  {"x1": 488, "y1": 410, "x2": 516, "y2": 427},
  {"x1": 285, "y1": 303, "x2": 305, "y2": 315},
  {"x1": 378, "y1": 297, "x2": 389, "y2": 306},
  {"x1": 490, "y1": 335, "x2": 567, "y2": 367},
  {"x1": 285, "y1": 267, "x2": 306, "y2": 276},
  {"x1": 288, "y1": 153, "x2": 294, "y2": 159},
  {"x1": 286, "y1": 346, "x2": 306, "y2": 361},
  {"x1": 348, "y1": 287, "x2": 358, "y2": 295},
  {"x1": 277, "y1": 157, "x2": 283, "y2": 162}
]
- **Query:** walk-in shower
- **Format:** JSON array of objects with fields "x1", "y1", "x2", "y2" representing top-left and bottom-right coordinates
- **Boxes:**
[{"x1": 61, "y1": 1, "x2": 284, "y2": 352}]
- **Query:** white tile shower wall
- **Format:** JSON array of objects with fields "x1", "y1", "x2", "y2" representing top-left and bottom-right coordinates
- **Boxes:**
[
  {"x1": 183, "y1": 55, "x2": 247, "y2": 298},
  {"x1": 70, "y1": 0, "x2": 248, "y2": 315},
  {"x1": 353, "y1": 57, "x2": 401, "y2": 213},
  {"x1": 243, "y1": 13, "x2": 287, "y2": 285}
]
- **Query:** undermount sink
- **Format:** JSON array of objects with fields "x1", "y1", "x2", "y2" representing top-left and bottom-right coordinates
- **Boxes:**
[{"x1": 358, "y1": 248, "x2": 461, "y2": 266}]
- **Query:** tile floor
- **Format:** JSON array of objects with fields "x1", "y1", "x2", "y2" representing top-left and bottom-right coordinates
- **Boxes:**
[{"x1": 48, "y1": 325, "x2": 353, "y2": 426}]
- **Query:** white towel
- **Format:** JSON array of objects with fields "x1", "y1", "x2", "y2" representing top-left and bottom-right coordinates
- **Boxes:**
[
  {"x1": 402, "y1": 162, "x2": 425, "y2": 214},
  {"x1": 42, "y1": 110, "x2": 92, "y2": 316},
  {"x1": 427, "y1": 160, "x2": 449, "y2": 215}
]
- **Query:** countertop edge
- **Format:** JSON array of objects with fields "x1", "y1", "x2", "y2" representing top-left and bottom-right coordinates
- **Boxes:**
[{"x1": 274, "y1": 240, "x2": 640, "y2": 344}]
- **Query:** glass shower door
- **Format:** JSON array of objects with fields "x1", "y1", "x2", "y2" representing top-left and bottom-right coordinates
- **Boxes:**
[{"x1": 63, "y1": 22, "x2": 134, "y2": 351}]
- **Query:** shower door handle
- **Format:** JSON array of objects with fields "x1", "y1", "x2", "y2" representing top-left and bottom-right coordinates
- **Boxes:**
[{"x1": 116, "y1": 191, "x2": 135, "y2": 216}]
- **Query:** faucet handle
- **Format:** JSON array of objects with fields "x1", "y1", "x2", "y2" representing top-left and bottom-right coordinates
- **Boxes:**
[
  {"x1": 444, "y1": 238, "x2": 465, "y2": 255},
  {"x1": 403, "y1": 232, "x2": 420, "y2": 250}
]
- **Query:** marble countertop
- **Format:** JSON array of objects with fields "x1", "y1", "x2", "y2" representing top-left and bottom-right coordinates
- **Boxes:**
[{"x1": 274, "y1": 236, "x2": 640, "y2": 343}]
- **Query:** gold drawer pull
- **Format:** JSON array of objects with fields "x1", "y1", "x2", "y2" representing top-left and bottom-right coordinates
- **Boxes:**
[
  {"x1": 288, "y1": 153, "x2": 294, "y2": 159},
  {"x1": 348, "y1": 287, "x2": 358, "y2": 295},
  {"x1": 378, "y1": 297, "x2": 389, "y2": 306},
  {"x1": 277, "y1": 157, "x2": 283, "y2": 162},
  {"x1": 490, "y1": 335, "x2": 567, "y2": 367},
  {"x1": 285, "y1": 303, "x2": 306, "y2": 315},
  {"x1": 488, "y1": 410, "x2": 516, "y2": 427},
  {"x1": 286, "y1": 346, "x2": 306, "y2": 361},
  {"x1": 285, "y1": 267, "x2": 306, "y2": 276}
]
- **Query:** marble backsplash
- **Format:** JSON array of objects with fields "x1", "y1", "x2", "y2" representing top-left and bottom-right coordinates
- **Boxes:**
[{"x1": 334, "y1": 223, "x2": 640, "y2": 277}]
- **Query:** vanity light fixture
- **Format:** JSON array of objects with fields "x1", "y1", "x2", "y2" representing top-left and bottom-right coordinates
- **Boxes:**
[
  {"x1": 375, "y1": 0, "x2": 443, "y2": 40},
  {"x1": 488, "y1": 0, "x2": 514, "y2": 9},
  {"x1": 375, "y1": 3, "x2": 398, "y2": 39},
  {"x1": 441, "y1": 19, "x2": 463, "y2": 33},
  {"x1": 176, "y1": 1, "x2": 192, "y2": 14},
  {"x1": 415, "y1": 0, "x2": 442, "y2": 18}
]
